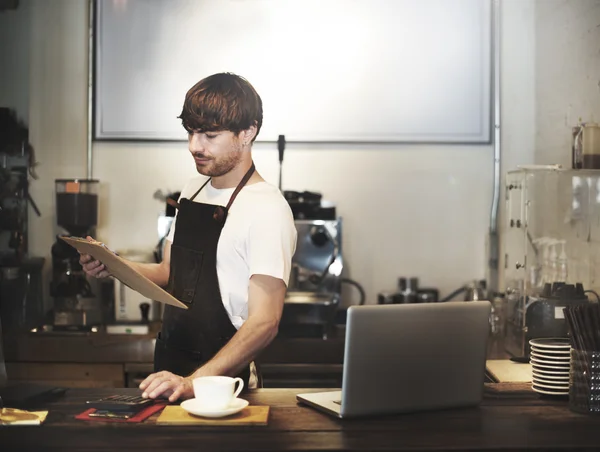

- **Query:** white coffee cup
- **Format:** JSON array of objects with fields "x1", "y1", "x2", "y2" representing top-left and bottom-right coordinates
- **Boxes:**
[{"x1": 192, "y1": 376, "x2": 244, "y2": 410}]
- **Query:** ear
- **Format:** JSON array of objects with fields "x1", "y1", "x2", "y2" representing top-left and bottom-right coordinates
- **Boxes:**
[{"x1": 239, "y1": 123, "x2": 258, "y2": 145}]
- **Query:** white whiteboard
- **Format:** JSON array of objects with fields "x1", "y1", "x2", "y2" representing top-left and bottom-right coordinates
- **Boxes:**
[{"x1": 95, "y1": 0, "x2": 491, "y2": 143}]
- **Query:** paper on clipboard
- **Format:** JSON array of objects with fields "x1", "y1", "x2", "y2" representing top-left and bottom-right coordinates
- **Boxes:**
[{"x1": 60, "y1": 236, "x2": 188, "y2": 310}]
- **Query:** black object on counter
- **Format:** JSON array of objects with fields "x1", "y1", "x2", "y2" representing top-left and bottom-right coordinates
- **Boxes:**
[
  {"x1": 0, "y1": 258, "x2": 46, "y2": 334},
  {"x1": 139, "y1": 302, "x2": 150, "y2": 323},
  {"x1": 85, "y1": 394, "x2": 153, "y2": 412},
  {"x1": 520, "y1": 281, "x2": 593, "y2": 360},
  {"x1": 284, "y1": 190, "x2": 336, "y2": 220},
  {"x1": 398, "y1": 277, "x2": 419, "y2": 304},
  {"x1": 377, "y1": 277, "x2": 439, "y2": 304},
  {"x1": 377, "y1": 291, "x2": 396, "y2": 305},
  {"x1": 541, "y1": 282, "x2": 590, "y2": 301},
  {"x1": 0, "y1": 383, "x2": 66, "y2": 409},
  {"x1": 417, "y1": 288, "x2": 439, "y2": 303}
]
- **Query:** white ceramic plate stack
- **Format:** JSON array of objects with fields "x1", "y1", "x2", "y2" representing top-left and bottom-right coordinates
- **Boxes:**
[{"x1": 529, "y1": 338, "x2": 571, "y2": 396}]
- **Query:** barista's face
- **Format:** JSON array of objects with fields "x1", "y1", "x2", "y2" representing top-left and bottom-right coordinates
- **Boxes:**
[{"x1": 188, "y1": 130, "x2": 244, "y2": 177}]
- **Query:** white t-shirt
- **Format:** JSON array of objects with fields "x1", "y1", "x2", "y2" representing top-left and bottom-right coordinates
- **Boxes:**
[{"x1": 166, "y1": 177, "x2": 297, "y2": 329}]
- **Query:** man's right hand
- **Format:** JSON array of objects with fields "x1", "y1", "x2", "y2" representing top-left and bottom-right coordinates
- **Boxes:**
[{"x1": 79, "y1": 236, "x2": 111, "y2": 278}]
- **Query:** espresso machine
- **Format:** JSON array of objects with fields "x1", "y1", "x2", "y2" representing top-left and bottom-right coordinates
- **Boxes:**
[
  {"x1": 280, "y1": 190, "x2": 344, "y2": 338},
  {"x1": 50, "y1": 179, "x2": 104, "y2": 329}
]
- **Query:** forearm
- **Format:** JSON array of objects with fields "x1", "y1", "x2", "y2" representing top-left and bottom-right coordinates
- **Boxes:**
[
  {"x1": 191, "y1": 316, "x2": 279, "y2": 378},
  {"x1": 128, "y1": 261, "x2": 170, "y2": 287}
]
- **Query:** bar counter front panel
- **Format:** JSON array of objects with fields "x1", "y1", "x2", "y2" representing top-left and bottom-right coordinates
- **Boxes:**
[
  {"x1": 5, "y1": 322, "x2": 509, "y2": 389},
  {"x1": 4, "y1": 323, "x2": 346, "y2": 388}
]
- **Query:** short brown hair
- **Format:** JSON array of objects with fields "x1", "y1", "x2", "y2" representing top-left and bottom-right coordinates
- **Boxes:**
[{"x1": 178, "y1": 73, "x2": 263, "y2": 142}]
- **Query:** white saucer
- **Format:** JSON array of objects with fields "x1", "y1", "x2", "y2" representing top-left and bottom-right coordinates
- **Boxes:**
[
  {"x1": 532, "y1": 370, "x2": 570, "y2": 381},
  {"x1": 532, "y1": 377, "x2": 569, "y2": 388},
  {"x1": 530, "y1": 349, "x2": 570, "y2": 357},
  {"x1": 530, "y1": 352, "x2": 571, "y2": 362},
  {"x1": 530, "y1": 353, "x2": 571, "y2": 364},
  {"x1": 529, "y1": 338, "x2": 571, "y2": 349},
  {"x1": 532, "y1": 384, "x2": 569, "y2": 396},
  {"x1": 530, "y1": 357, "x2": 570, "y2": 368},
  {"x1": 533, "y1": 376, "x2": 569, "y2": 387},
  {"x1": 530, "y1": 345, "x2": 570, "y2": 355},
  {"x1": 180, "y1": 397, "x2": 249, "y2": 418},
  {"x1": 531, "y1": 366, "x2": 570, "y2": 376}
]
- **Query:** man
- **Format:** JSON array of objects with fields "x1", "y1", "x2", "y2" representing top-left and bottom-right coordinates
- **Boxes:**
[{"x1": 80, "y1": 73, "x2": 297, "y2": 402}]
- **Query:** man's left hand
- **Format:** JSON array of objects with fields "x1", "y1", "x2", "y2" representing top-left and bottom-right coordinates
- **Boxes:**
[{"x1": 139, "y1": 371, "x2": 194, "y2": 402}]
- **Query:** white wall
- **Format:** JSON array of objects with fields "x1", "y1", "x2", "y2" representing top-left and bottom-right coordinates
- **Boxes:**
[
  {"x1": 501, "y1": 0, "x2": 536, "y2": 172},
  {"x1": 4, "y1": 0, "x2": 544, "y2": 309},
  {"x1": 498, "y1": 0, "x2": 537, "y2": 287},
  {"x1": 94, "y1": 141, "x2": 493, "y2": 306},
  {"x1": 534, "y1": 0, "x2": 600, "y2": 165}
]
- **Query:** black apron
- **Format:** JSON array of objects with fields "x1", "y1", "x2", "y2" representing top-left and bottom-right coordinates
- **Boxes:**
[{"x1": 154, "y1": 163, "x2": 257, "y2": 388}]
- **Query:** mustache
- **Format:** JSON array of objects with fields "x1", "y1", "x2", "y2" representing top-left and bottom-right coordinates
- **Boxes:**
[{"x1": 192, "y1": 153, "x2": 211, "y2": 159}]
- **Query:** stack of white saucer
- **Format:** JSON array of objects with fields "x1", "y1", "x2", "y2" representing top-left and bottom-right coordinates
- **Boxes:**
[{"x1": 529, "y1": 338, "x2": 571, "y2": 396}]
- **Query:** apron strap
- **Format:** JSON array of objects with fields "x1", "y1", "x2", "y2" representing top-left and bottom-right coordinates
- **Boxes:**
[
  {"x1": 226, "y1": 162, "x2": 255, "y2": 210},
  {"x1": 189, "y1": 177, "x2": 212, "y2": 202},
  {"x1": 188, "y1": 162, "x2": 256, "y2": 205}
]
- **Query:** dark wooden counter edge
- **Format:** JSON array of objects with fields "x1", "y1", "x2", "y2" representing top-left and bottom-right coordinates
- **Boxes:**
[
  {"x1": 4, "y1": 329, "x2": 507, "y2": 364},
  {"x1": 4, "y1": 325, "x2": 346, "y2": 364},
  {"x1": 1, "y1": 384, "x2": 600, "y2": 451}
]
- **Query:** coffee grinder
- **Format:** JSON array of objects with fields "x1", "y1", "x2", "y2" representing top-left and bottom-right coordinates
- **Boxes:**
[{"x1": 50, "y1": 179, "x2": 103, "y2": 329}]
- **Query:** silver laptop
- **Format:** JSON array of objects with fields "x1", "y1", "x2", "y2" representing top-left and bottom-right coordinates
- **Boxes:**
[{"x1": 297, "y1": 300, "x2": 491, "y2": 418}]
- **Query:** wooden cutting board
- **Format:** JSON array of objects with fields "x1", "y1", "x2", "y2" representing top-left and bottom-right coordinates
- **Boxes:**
[{"x1": 156, "y1": 405, "x2": 269, "y2": 426}]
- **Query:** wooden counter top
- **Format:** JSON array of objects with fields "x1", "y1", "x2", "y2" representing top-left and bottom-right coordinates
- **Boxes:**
[{"x1": 0, "y1": 384, "x2": 598, "y2": 451}]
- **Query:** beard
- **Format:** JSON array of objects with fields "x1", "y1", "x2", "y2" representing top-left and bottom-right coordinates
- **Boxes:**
[{"x1": 194, "y1": 142, "x2": 243, "y2": 177}]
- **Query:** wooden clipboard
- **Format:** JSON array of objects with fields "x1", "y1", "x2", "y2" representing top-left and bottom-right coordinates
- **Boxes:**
[{"x1": 60, "y1": 236, "x2": 187, "y2": 310}]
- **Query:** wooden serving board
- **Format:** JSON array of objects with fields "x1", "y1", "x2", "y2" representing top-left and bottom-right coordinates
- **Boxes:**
[
  {"x1": 486, "y1": 359, "x2": 532, "y2": 383},
  {"x1": 156, "y1": 405, "x2": 269, "y2": 426}
]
